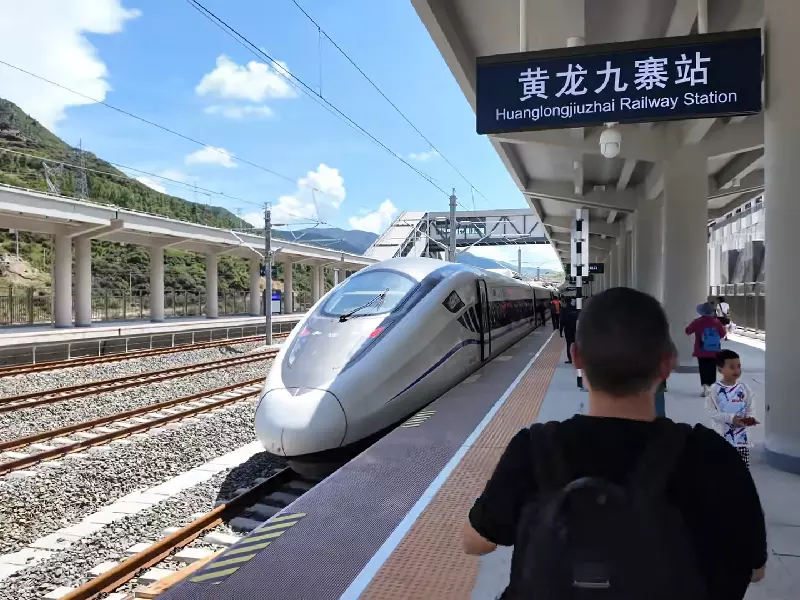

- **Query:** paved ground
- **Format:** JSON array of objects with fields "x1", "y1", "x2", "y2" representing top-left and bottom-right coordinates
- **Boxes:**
[{"x1": 472, "y1": 335, "x2": 800, "y2": 600}]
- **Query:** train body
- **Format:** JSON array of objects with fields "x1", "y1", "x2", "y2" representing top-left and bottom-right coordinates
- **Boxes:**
[{"x1": 254, "y1": 257, "x2": 553, "y2": 465}]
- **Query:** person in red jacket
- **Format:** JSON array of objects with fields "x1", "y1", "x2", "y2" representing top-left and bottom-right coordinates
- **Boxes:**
[{"x1": 686, "y1": 302, "x2": 727, "y2": 396}]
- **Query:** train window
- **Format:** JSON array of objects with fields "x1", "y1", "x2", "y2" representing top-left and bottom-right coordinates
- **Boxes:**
[{"x1": 321, "y1": 269, "x2": 416, "y2": 317}]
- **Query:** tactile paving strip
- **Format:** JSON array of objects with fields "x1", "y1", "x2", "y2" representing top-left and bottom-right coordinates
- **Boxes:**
[{"x1": 360, "y1": 333, "x2": 562, "y2": 600}]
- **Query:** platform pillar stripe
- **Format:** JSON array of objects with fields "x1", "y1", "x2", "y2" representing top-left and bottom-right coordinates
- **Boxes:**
[{"x1": 571, "y1": 208, "x2": 589, "y2": 389}]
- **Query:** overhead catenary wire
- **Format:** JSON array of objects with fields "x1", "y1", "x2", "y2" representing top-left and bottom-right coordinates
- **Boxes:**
[
  {"x1": 287, "y1": 0, "x2": 494, "y2": 208},
  {"x1": 0, "y1": 59, "x2": 335, "y2": 202},
  {"x1": 0, "y1": 146, "x2": 324, "y2": 227},
  {"x1": 184, "y1": 0, "x2": 450, "y2": 198}
]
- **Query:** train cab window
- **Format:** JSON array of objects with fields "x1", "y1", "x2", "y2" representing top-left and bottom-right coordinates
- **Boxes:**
[{"x1": 321, "y1": 270, "x2": 416, "y2": 317}]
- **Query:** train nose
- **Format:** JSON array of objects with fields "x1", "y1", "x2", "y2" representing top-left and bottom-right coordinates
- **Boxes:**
[{"x1": 255, "y1": 388, "x2": 347, "y2": 457}]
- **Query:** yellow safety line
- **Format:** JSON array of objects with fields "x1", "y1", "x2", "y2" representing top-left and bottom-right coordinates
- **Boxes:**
[
  {"x1": 269, "y1": 512, "x2": 306, "y2": 522},
  {"x1": 202, "y1": 553, "x2": 257, "y2": 569},
  {"x1": 220, "y1": 540, "x2": 273, "y2": 557},
  {"x1": 190, "y1": 566, "x2": 240, "y2": 583}
]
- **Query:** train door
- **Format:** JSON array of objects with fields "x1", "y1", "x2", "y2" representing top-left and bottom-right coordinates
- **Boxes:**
[{"x1": 477, "y1": 280, "x2": 491, "y2": 361}]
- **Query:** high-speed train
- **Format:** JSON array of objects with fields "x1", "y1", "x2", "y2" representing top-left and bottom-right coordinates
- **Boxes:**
[{"x1": 254, "y1": 257, "x2": 553, "y2": 470}]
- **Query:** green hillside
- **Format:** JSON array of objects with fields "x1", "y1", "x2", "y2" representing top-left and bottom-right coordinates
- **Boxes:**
[{"x1": 0, "y1": 98, "x2": 327, "y2": 298}]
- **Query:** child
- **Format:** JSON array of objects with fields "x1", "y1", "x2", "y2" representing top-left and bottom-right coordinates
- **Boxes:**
[{"x1": 705, "y1": 349, "x2": 759, "y2": 467}]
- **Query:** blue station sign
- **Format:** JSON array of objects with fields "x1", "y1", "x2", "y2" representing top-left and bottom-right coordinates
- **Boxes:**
[{"x1": 476, "y1": 29, "x2": 763, "y2": 134}]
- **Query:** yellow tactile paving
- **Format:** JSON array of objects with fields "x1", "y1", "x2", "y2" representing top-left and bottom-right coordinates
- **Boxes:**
[{"x1": 361, "y1": 333, "x2": 563, "y2": 600}]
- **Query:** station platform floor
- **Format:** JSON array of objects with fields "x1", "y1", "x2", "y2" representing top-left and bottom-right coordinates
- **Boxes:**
[
  {"x1": 159, "y1": 327, "x2": 799, "y2": 600},
  {"x1": 0, "y1": 313, "x2": 303, "y2": 349}
]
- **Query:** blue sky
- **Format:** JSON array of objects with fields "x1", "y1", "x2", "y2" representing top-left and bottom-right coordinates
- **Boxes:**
[{"x1": 0, "y1": 0, "x2": 560, "y2": 269}]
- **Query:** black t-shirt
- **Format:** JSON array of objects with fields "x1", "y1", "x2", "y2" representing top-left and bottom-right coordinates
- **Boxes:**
[{"x1": 469, "y1": 415, "x2": 767, "y2": 600}]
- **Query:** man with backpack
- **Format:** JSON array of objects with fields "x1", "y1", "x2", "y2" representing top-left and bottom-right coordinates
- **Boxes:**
[
  {"x1": 685, "y1": 302, "x2": 727, "y2": 396},
  {"x1": 463, "y1": 288, "x2": 766, "y2": 600}
]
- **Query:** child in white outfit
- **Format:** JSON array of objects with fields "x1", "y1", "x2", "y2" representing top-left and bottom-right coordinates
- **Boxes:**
[{"x1": 705, "y1": 349, "x2": 759, "y2": 467}]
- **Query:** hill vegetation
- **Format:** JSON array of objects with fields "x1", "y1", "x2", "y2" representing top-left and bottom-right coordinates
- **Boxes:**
[{"x1": 0, "y1": 99, "x2": 372, "y2": 298}]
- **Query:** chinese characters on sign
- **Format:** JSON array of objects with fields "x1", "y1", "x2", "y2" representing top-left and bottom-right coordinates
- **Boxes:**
[
  {"x1": 476, "y1": 30, "x2": 762, "y2": 134},
  {"x1": 519, "y1": 52, "x2": 710, "y2": 101}
]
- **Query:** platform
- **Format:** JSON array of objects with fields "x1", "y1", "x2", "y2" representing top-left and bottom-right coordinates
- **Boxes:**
[
  {"x1": 158, "y1": 325, "x2": 561, "y2": 600},
  {"x1": 159, "y1": 329, "x2": 798, "y2": 600},
  {"x1": 0, "y1": 314, "x2": 303, "y2": 349}
]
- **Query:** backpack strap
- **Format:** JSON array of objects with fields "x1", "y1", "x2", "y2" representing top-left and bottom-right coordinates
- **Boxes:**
[
  {"x1": 529, "y1": 421, "x2": 571, "y2": 493},
  {"x1": 627, "y1": 422, "x2": 693, "y2": 497}
]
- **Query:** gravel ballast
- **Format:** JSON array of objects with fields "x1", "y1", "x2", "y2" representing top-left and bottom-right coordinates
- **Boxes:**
[
  {"x1": 0, "y1": 340, "x2": 268, "y2": 399},
  {"x1": 0, "y1": 355, "x2": 274, "y2": 443},
  {"x1": 0, "y1": 400, "x2": 267, "y2": 555},
  {"x1": 0, "y1": 451, "x2": 285, "y2": 600}
]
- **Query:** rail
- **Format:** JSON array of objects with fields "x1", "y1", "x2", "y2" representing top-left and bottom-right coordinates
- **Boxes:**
[
  {"x1": 0, "y1": 351, "x2": 275, "y2": 413},
  {"x1": 0, "y1": 379, "x2": 268, "y2": 476},
  {"x1": 60, "y1": 468, "x2": 298, "y2": 600}
]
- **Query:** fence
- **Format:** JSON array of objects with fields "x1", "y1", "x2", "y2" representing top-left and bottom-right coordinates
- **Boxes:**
[
  {"x1": 708, "y1": 282, "x2": 765, "y2": 335},
  {"x1": 0, "y1": 288, "x2": 268, "y2": 326}
]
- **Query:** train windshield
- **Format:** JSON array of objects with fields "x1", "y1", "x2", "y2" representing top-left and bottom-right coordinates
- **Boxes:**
[{"x1": 321, "y1": 270, "x2": 416, "y2": 318}]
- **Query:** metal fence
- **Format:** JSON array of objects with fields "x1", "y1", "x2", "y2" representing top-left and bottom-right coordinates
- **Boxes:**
[
  {"x1": 0, "y1": 288, "x2": 266, "y2": 325},
  {"x1": 708, "y1": 282, "x2": 765, "y2": 334}
]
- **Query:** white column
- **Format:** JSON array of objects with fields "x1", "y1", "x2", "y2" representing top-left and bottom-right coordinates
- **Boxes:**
[
  {"x1": 634, "y1": 197, "x2": 663, "y2": 300},
  {"x1": 764, "y1": 0, "x2": 800, "y2": 473},
  {"x1": 318, "y1": 266, "x2": 326, "y2": 298},
  {"x1": 615, "y1": 237, "x2": 625, "y2": 287},
  {"x1": 661, "y1": 149, "x2": 708, "y2": 366},
  {"x1": 310, "y1": 265, "x2": 320, "y2": 303},
  {"x1": 206, "y1": 252, "x2": 219, "y2": 319},
  {"x1": 249, "y1": 258, "x2": 260, "y2": 316},
  {"x1": 53, "y1": 233, "x2": 73, "y2": 328},
  {"x1": 609, "y1": 245, "x2": 618, "y2": 288},
  {"x1": 283, "y1": 261, "x2": 293, "y2": 314},
  {"x1": 617, "y1": 225, "x2": 630, "y2": 287},
  {"x1": 149, "y1": 246, "x2": 165, "y2": 322},
  {"x1": 74, "y1": 237, "x2": 92, "y2": 327}
]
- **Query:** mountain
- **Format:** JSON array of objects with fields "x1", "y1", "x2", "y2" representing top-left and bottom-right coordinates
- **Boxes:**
[
  {"x1": 273, "y1": 227, "x2": 377, "y2": 255},
  {"x1": 456, "y1": 252, "x2": 508, "y2": 270},
  {"x1": 457, "y1": 252, "x2": 561, "y2": 278},
  {"x1": 0, "y1": 98, "x2": 371, "y2": 296}
]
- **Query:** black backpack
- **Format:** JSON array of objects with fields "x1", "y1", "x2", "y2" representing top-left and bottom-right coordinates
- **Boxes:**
[{"x1": 507, "y1": 421, "x2": 708, "y2": 600}]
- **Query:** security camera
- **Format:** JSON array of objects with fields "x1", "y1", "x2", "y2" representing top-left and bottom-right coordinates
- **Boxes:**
[{"x1": 599, "y1": 124, "x2": 621, "y2": 159}]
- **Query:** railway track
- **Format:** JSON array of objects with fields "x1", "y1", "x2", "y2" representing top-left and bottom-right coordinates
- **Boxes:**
[
  {"x1": 0, "y1": 378, "x2": 266, "y2": 476},
  {"x1": 0, "y1": 349, "x2": 278, "y2": 413},
  {"x1": 61, "y1": 467, "x2": 315, "y2": 600},
  {"x1": 0, "y1": 332, "x2": 290, "y2": 378}
]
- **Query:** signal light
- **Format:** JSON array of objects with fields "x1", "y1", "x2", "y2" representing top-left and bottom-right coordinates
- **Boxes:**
[
  {"x1": 369, "y1": 326, "x2": 385, "y2": 339},
  {"x1": 299, "y1": 327, "x2": 311, "y2": 337}
]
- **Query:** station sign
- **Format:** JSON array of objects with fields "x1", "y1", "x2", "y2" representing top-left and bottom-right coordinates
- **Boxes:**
[
  {"x1": 476, "y1": 29, "x2": 762, "y2": 134},
  {"x1": 564, "y1": 263, "x2": 605, "y2": 274}
]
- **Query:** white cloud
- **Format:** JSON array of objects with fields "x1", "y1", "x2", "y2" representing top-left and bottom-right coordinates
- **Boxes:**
[
  {"x1": 273, "y1": 164, "x2": 346, "y2": 224},
  {"x1": 196, "y1": 55, "x2": 296, "y2": 102},
  {"x1": 0, "y1": 1, "x2": 140, "y2": 130},
  {"x1": 409, "y1": 150, "x2": 440, "y2": 162},
  {"x1": 136, "y1": 176, "x2": 167, "y2": 194},
  {"x1": 348, "y1": 200, "x2": 398, "y2": 234},
  {"x1": 159, "y1": 169, "x2": 188, "y2": 182},
  {"x1": 185, "y1": 146, "x2": 237, "y2": 168},
  {"x1": 203, "y1": 104, "x2": 274, "y2": 119},
  {"x1": 243, "y1": 212, "x2": 265, "y2": 228}
]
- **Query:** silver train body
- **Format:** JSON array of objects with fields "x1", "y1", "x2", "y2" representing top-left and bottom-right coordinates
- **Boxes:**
[{"x1": 254, "y1": 257, "x2": 554, "y2": 460}]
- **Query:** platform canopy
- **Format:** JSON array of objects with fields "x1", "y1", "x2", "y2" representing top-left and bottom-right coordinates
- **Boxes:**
[{"x1": 411, "y1": 0, "x2": 766, "y2": 263}]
